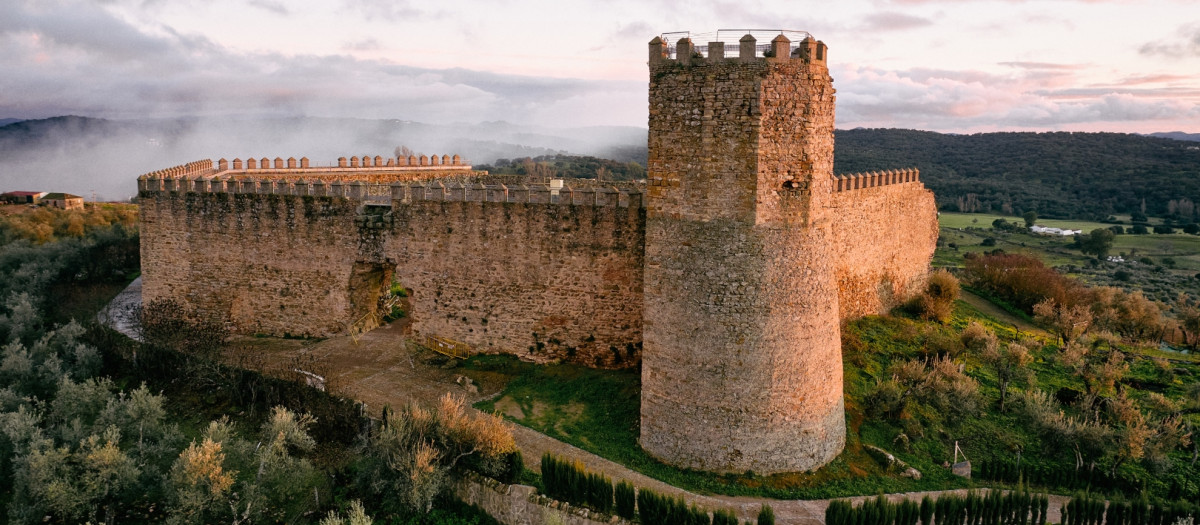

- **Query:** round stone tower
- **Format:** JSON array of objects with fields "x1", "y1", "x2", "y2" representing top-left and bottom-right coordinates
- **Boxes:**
[{"x1": 640, "y1": 31, "x2": 846, "y2": 474}]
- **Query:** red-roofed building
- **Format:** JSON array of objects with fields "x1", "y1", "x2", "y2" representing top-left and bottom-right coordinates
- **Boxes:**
[{"x1": 0, "y1": 191, "x2": 46, "y2": 204}]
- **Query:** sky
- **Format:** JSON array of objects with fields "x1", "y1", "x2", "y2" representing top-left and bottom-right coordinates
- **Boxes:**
[{"x1": 2, "y1": 0, "x2": 1200, "y2": 133}]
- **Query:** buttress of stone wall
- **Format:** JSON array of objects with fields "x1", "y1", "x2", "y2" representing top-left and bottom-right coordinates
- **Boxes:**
[{"x1": 826, "y1": 175, "x2": 939, "y2": 319}]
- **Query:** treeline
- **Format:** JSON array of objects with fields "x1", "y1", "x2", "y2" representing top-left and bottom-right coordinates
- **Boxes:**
[
  {"x1": 833, "y1": 129, "x2": 1200, "y2": 220},
  {"x1": 962, "y1": 252, "x2": 1184, "y2": 346},
  {"x1": 826, "y1": 491, "x2": 1051, "y2": 525},
  {"x1": 0, "y1": 203, "x2": 137, "y2": 245},
  {"x1": 475, "y1": 154, "x2": 646, "y2": 182},
  {"x1": 826, "y1": 491, "x2": 1199, "y2": 525}
]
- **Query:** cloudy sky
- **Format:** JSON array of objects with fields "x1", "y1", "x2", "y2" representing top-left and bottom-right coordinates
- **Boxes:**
[{"x1": 3, "y1": 0, "x2": 1199, "y2": 133}]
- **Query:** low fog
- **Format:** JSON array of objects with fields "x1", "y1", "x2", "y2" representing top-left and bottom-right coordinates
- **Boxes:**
[{"x1": 0, "y1": 117, "x2": 648, "y2": 201}]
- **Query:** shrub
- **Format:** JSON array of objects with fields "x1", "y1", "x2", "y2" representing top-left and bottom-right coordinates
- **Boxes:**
[
  {"x1": 964, "y1": 252, "x2": 1082, "y2": 314},
  {"x1": 912, "y1": 270, "x2": 960, "y2": 323}
]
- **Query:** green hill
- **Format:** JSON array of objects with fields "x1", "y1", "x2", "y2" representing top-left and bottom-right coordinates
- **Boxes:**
[{"x1": 834, "y1": 129, "x2": 1200, "y2": 221}]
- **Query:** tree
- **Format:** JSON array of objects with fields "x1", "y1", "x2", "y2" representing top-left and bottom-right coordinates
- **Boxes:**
[
  {"x1": 1034, "y1": 299, "x2": 1093, "y2": 345},
  {"x1": 357, "y1": 395, "x2": 517, "y2": 515},
  {"x1": 982, "y1": 343, "x2": 1034, "y2": 411},
  {"x1": 1174, "y1": 294, "x2": 1200, "y2": 349},
  {"x1": 1078, "y1": 228, "x2": 1115, "y2": 258},
  {"x1": 1023, "y1": 211, "x2": 1038, "y2": 228},
  {"x1": 168, "y1": 438, "x2": 236, "y2": 525}
]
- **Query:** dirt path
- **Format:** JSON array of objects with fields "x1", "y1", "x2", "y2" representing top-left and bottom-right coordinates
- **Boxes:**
[{"x1": 959, "y1": 290, "x2": 1046, "y2": 336}]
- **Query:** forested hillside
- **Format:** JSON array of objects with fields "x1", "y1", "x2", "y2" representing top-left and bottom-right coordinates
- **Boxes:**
[{"x1": 834, "y1": 129, "x2": 1200, "y2": 220}]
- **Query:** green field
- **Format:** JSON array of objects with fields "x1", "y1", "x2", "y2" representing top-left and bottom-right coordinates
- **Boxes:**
[
  {"x1": 937, "y1": 212, "x2": 1118, "y2": 232},
  {"x1": 936, "y1": 212, "x2": 1200, "y2": 301}
]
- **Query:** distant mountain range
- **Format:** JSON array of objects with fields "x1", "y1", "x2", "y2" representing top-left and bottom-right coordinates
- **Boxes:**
[
  {"x1": 1147, "y1": 131, "x2": 1200, "y2": 142},
  {"x1": 0, "y1": 119, "x2": 24, "y2": 127},
  {"x1": 1, "y1": 117, "x2": 1198, "y2": 220}
]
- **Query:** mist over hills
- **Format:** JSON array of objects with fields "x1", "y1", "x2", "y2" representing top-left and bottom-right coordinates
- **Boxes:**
[
  {"x1": 0, "y1": 116, "x2": 646, "y2": 200},
  {"x1": 2, "y1": 117, "x2": 1198, "y2": 220}
]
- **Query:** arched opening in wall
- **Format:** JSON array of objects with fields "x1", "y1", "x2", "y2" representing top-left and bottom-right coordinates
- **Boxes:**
[
  {"x1": 347, "y1": 261, "x2": 395, "y2": 336},
  {"x1": 379, "y1": 276, "x2": 412, "y2": 335}
]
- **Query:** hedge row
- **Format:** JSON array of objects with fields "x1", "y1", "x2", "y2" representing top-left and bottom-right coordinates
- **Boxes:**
[
  {"x1": 827, "y1": 491, "x2": 1050, "y2": 525},
  {"x1": 1065, "y1": 492, "x2": 1198, "y2": 525},
  {"x1": 539, "y1": 452, "x2": 773, "y2": 524},
  {"x1": 540, "y1": 453, "x2": 613, "y2": 513}
]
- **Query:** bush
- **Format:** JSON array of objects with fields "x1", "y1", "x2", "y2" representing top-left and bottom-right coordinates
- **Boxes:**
[
  {"x1": 964, "y1": 252, "x2": 1082, "y2": 314},
  {"x1": 911, "y1": 270, "x2": 960, "y2": 323},
  {"x1": 1154, "y1": 225, "x2": 1176, "y2": 234}
]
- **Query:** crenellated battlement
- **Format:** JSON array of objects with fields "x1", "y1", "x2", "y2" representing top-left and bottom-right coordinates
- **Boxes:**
[
  {"x1": 139, "y1": 160, "x2": 217, "y2": 180},
  {"x1": 138, "y1": 168, "x2": 644, "y2": 209},
  {"x1": 649, "y1": 30, "x2": 828, "y2": 66},
  {"x1": 832, "y1": 168, "x2": 920, "y2": 192}
]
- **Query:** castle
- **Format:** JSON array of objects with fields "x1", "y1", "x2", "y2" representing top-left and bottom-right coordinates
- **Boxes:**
[{"x1": 137, "y1": 31, "x2": 938, "y2": 475}]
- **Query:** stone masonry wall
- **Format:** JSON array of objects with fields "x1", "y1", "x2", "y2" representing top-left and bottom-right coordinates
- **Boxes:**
[
  {"x1": 140, "y1": 192, "x2": 364, "y2": 336},
  {"x1": 387, "y1": 199, "x2": 645, "y2": 368},
  {"x1": 452, "y1": 473, "x2": 627, "y2": 525},
  {"x1": 828, "y1": 178, "x2": 939, "y2": 319},
  {"x1": 139, "y1": 176, "x2": 645, "y2": 368}
]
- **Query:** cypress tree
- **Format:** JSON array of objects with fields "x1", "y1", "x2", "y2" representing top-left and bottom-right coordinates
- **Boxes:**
[
  {"x1": 758, "y1": 504, "x2": 776, "y2": 525},
  {"x1": 922, "y1": 496, "x2": 935, "y2": 525},
  {"x1": 638, "y1": 488, "x2": 663, "y2": 524},
  {"x1": 614, "y1": 481, "x2": 635, "y2": 520},
  {"x1": 715, "y1": 508, "x2": 739, "y2": 525}
]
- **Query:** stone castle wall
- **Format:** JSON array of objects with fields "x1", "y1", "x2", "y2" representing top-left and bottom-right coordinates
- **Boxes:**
[
  {"x1": 829, "y1": 171, "x2": 939, "y2": 319},
  {"x1": 139, "y1": 169, "x2": 645, "y2": 368}
]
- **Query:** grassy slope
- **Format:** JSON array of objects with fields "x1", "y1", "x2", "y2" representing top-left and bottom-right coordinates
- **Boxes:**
[{"x1": 467, "y1": 295, "x2": 1200, "y2": 501}]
